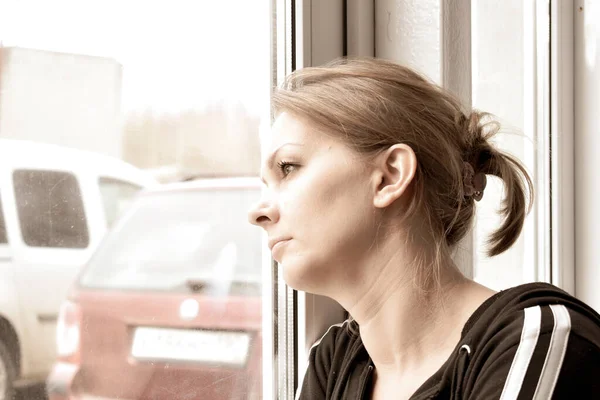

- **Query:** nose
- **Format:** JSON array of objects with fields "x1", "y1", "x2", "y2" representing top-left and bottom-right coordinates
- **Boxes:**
[{"x1": 248, "y1": 199, "x2": 280, "y2": 228}]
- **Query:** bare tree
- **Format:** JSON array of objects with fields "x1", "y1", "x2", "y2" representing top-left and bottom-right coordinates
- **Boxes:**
[{"x1": 122, "y1": 102, "x2": 261, "y2": 179}]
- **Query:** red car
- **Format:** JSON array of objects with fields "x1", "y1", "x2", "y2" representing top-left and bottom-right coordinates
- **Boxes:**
[{"x1": 47, "y1": 178, "x2": 263, "y2": 400}]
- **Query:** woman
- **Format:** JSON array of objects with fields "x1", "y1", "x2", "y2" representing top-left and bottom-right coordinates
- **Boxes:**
[{"x1": 248, "y1": 58, "x2": 600, "y2": 399}]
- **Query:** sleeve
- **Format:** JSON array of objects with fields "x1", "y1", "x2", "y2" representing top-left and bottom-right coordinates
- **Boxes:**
[
  {"x1": 468, "y1": 304, "x2": 600, "y2": 399},
  {"x1": 295, "y1": 322, "x2": 344, "y2": 400}
]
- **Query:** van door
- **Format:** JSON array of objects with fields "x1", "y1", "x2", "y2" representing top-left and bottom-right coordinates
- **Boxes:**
[{"x1": 11, "y1": 169, "x2": 93, "y2": 374}]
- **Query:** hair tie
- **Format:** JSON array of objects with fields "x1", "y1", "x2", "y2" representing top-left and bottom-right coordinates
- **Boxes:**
[{"x1": 463, "y1": 162, "x2": 487, "y2": 201}]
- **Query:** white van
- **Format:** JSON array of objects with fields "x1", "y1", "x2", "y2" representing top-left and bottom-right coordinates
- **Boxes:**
[{"x1": 0, "y1": 139, "x2": 157, "y2": 395}]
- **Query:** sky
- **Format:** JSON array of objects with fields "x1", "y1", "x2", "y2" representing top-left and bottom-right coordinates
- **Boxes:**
[{"x1": 0, "y1": 0, "x2": 271, "y2": 115}]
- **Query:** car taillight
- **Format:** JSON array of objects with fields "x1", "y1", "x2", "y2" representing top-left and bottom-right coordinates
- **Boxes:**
[{"x1": 56, "y1": 300, "x2": 81, "y2": 362}]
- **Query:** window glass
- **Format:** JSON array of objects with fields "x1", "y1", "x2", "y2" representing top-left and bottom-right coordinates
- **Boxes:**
[
  {"x1": 0, "y1": 196, "x2": 7, "y2": 244},
  {"x1": 0, "y1": 1, "x2": 269, "y2": 399},
  {"x1": 80, "y1": 188, "x2": 262, "y2": 294},
  {"x1": 98, "y1": 177, "x2": 142, "y2": 228},
  {"x1": 13, "y1": 170, "x2": 89, "y2": 249},
  {"x1": 472, "y1": 0, "x2": 541, "y2": 289}
]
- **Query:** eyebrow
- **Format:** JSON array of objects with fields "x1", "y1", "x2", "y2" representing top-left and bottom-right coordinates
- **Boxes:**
[
  {"x1": 267, "y1": 143, "x2": 304, "y2": 168},
  {"x1": 260, "y1": 143, "x2": 304, "y2": 184}
]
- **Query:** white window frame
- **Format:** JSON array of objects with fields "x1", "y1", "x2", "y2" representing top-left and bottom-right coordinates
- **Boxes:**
[
  {"x1": 272, "y1": 0, "x2": 587, "y2": 398},
  {"x1": 272, "y1": 2, "x2": 351, "y2": 399},
  {"x1": 550, "y1": 0, "x2": 575, "y2": 294},
  {"x1": 574, "y1": 0, "x2": 600, "y2": 311}
]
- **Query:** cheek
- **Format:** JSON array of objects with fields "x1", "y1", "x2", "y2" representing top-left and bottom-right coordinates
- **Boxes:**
[
  {"x1": 280, "y1": 169, "x2": 373, "y2": 247},
  {"x1": 279, "y1": 169, "x2": 351, "y2": 222},
  {"x1": 276, "y1": 171, "x2": 375, "y2": 292},
  {"x1": 280, "y1": 188, "x2": 374, "y2": 292}
]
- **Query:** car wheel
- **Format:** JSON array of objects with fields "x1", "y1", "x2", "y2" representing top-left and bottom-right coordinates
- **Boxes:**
[{"x1": 0, "y1": 339, "x2": 16, "y2": 400}]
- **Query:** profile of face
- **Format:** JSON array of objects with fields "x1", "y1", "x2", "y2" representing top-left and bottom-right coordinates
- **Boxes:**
[{"x1": 248, "y1": 112, "x2": 382, "y2": 295}]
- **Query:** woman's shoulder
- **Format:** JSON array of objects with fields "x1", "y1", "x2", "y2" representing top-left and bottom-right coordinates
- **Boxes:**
[
  {"x1": 472, "y1": 282, "x2": 600, "y2": 334},
  {"x1": 296, "y1": 319, "x2": 365, "y2": 400},
  {"x1": 457, "y1": 282, "x2": 600, "y2": 398},
  {"x1": 462, "y1": 282, "x2": 600, "y2": 347},
  {"x1": 306, "y1": 319, "x2": 362, "y2": 362}
]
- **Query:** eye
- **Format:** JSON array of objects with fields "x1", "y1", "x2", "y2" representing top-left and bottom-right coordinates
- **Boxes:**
[{"x1": 277, "y1": 161, "x2": 298, "y2": 177}]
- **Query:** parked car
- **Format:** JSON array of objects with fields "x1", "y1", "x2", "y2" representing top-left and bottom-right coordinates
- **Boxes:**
[
  {"x1": 0, "y1": 139, "x2": 157, "y2": 399},
  {"x1": 47, "y1": 177, "x2": 264, "y2": 400}
]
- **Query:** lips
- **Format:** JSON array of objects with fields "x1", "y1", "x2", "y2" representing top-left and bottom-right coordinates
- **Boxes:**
[
  {"x1": 268, "y1": 237, "x2": 291, "y2": 250},
  {"x1": 270, "y1": 239, "x2": 290, "y2": 262}
]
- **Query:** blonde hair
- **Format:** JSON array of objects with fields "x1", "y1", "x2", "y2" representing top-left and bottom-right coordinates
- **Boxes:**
[{"x1": 272, "y1": 57, "x2": 533, "y2": 283}]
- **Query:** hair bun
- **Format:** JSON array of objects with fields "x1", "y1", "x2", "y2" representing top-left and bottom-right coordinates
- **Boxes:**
[{"x1": 458, "y1": 111, "x2": 498, "y2": 174}]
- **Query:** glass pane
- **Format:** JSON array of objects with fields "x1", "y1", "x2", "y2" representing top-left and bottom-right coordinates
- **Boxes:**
[
  {"x1": 98, "y1": 177, "x2": 142, "y2": 228},
  {"x1": 0, "y1": 1, "x2": 270, "y2": 399},
  {"x1": 0, "y1": 195, "x2": 7, "y2": 244},
  {"x1": 471, "y1": 0, "x2": 542, "y2": 290},
  {"x1": 80, "y1": 188, "x2": 262, "y2": 293},
  {"x1": 13, "y1": 170, "x2": 89, "y2": 249}
]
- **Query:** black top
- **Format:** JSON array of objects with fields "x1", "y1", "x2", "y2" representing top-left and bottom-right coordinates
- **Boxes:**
[{"x1": 296, "y1": 283, "x2": 600, "y2": 399}]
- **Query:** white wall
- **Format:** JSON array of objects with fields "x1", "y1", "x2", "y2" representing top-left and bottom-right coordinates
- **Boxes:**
[
  {"x1": 0, "y1": 47, "x2": 122, "y2": 158},
  {"x1": 375, "y1": 0, "x2": 441, "y2": 83}
]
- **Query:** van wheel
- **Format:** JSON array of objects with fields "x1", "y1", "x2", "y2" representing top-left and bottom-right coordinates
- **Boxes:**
[{"x1": 0, "y1": 339, "x2": 16, "y2": 400}]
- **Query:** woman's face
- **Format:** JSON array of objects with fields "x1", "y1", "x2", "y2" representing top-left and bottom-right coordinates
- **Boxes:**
[{"x1": 248, "y1": 112, "x2": 378, "y2": 294}]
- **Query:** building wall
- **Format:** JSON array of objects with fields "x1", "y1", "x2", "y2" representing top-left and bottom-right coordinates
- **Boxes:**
[{"x1": 0, "y1": 47, "x2": 122, "y2": 158}]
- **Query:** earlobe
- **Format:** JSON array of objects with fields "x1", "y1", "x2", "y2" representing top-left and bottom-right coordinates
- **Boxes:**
[{"x1": 373, "y1": 144, "x2": 417, "y2": 209}]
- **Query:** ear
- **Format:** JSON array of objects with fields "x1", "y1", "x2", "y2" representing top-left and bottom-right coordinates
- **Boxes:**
[{"x1": 372, "y1": 144, "x2": 417, "y2": 209}]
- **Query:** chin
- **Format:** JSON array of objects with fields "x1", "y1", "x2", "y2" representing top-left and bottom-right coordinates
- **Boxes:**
[
  {"x1": 279, "y1": 256, "x2": 330, "y2": 294},
  {"x1": 280, "y1": 260, "x2": 308, "y2": 291}
]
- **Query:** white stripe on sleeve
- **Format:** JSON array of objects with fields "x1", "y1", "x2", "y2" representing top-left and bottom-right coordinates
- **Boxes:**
[
  {"x1": 532, "y1": 304, "x2": 572, "y2": 400},
  {"x1": 499, "y1": 305, "x2": 542, "y2": 400}
]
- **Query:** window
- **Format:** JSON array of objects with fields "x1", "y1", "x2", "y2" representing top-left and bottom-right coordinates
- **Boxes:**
[
  {"x1": 0, "y1": 196, "x2": 7, "y2": 244},
  {"x1": 471, "y1": 0, "x2": 546, "y2": 290},
  {"x1": 0, "y1": 1, "x2": 587, "y2": 399},
  {"x1": 98, "y1": 177, "x2": 142, "y2": 228},
  {"x1": 1, "y1": 1, "x2": 270, "y2": 399},
  {"x1": 80, "y1": 188, "x2": 262, "y2": 294},
  {"x1": 13, "y1": 170, "x2": 89, "y2": 249}
]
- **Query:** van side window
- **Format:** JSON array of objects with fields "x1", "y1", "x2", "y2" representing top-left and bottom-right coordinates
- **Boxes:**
[
  {"x1": 0, "y1": 196, "x2": 7, "y2": 244},
  {"x1": 13, "y1": 170, "x2": 89, "y2": 248},
  {"x1": 98, "y1": 177, "x2": 142, "y2": 228}
]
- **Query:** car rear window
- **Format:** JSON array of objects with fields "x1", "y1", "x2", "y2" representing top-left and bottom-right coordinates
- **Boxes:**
[{"x1": 79, "y1": 187, "x2": 262, "y2": 295}]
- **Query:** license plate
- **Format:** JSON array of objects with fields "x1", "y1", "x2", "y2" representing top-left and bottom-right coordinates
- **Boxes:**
[{"x1": 131, "y1": 327, "x2": 251, "y2": 366}]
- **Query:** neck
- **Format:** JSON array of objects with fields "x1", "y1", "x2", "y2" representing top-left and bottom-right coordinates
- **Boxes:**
[{"x1": 336, "y1": 238, "x2": 493, "y2": 376}]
